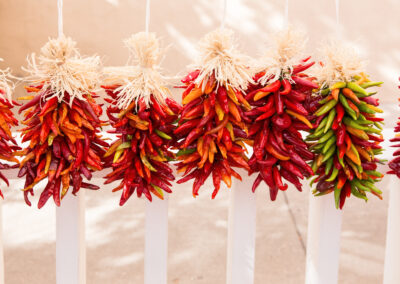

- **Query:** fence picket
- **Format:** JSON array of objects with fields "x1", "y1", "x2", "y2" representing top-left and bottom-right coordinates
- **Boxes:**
[
  {"x1": 0, "y1": 198, "x2": 4, "y2": 284},
  {"x1": 305, "y1": 191, "x2": 343, "y2": 284},
  {"x1": 56, "y1": 191, "x2": 86, "y2": 284},
  {"x1": 383, "y1": 175, "x2": 400, "y2": 284},
  {"x1": 144, "y1": 197, "x2": 168, "y2": 284},
  {"x1": 226, "y1": 177, "x2": 256, "y2": 284}
]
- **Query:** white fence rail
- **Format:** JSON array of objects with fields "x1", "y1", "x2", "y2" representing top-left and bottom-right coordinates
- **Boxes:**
[
  {"x1": 305, "y1": 192, "x2": 343, "y2": 284},
  {"x1": 384, "y1": 176, "x2": 400, "y2": 284},
  {"x1": 0, "y1": 170, "x2": 398, "y2": 283}
]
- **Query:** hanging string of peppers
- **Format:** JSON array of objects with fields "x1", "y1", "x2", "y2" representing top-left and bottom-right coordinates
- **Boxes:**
[
  {"x1": 308, "y1": 42, "x2": 384, "y2": 209},
  {"x1": 176, "y1": 29, "x2": 253, "y2": 198},
  {"x1": 246, "y1": 28, "x2": 318, "y2": 200},
  {"x1": 388, "y1": 78, "x2": 400, "y2": 177},
  {"x1": 18, "y1": 36, "x2": 107, "y2": 208},
  {"x1": 0, "y1": 60, "x2": 20, "y2": 198},
  {"x1": 102, "y1": 32, "x2": 181, "y2": 205}
]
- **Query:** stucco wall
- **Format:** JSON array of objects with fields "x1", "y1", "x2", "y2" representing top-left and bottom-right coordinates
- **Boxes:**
[{"x1": 0, "y1": 0, "x2": 399, "y2": 102}]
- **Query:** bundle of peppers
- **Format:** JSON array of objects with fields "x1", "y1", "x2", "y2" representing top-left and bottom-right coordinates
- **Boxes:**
[
  {"x1": 388, "y1": 78, "x2": 400, "y2": 177},
  {"x1": 308, "y1": 75, "x2": 384, "y2": 209},
  {"x1": 176, "y1": 72, "x2": 251, "y2": 197},
  {"x1": 0, "y1": 67, "x2": 20, "y2": 198},
  {"x1": 246, "y1": 57, "x2": 318, "y2": 200},
  {"x1": 18, "y1": 36, "x2": 106, "y2": 208},
  {"x1": 176, "y1": 29, "x2": 253, "y2": 198},
  {"x1": 103, "y1": 87, "x2": 180, "y2": 205},
  {"x1": 102, "y1": 32, "x2": 181, "y2": 204},
  {"x1": 18, "y1": 87, "x2": 106, "y2": 208}
]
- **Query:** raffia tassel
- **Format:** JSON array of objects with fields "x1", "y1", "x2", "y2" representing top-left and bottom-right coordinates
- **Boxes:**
[
  {"x1": 313, "y1": 40, "x2": 365, "y2": 88},
  {"x1": 194, "y1": 28, "x2": 254, "y2": 92},
  {"x1": 257, "y1": 26, "x2": 307, "y2": 85},
  {"x1": 0, "y1": 59, "x2": 13, "y2": 102},
  {"x1": 103, "y1": 32, "x2": 170, "y2": 109},
  {"x1": 23, "y1": 35, "x2": 101, "y2": 103}
]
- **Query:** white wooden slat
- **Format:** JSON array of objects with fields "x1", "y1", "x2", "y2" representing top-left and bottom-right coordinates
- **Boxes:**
[
  {"x1": 383, "y1": 175, "x2": 400, "y2": 284},
  {"x1": 305, "y1": 191, "x2": 343, "y2": 284},
  {"x1": 226, "y1": 177, "x2": 256, "y2": 284},
  {"x1": 56, "y1": 190, "x2": 86, "y2": 284},
  {"x1": 0, "y1": 198, "x2": 4, "y2": 284},
  {"x1": 144, "y1": 197, "x2": 168, "y2": 284}
]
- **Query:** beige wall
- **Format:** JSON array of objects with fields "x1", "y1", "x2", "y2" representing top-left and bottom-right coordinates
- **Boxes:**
[
  {"x1": 0, "y1": 1, "x2": 397, "y2": 283},
  {"x1": 0, "y1": 0, "x2": 399, "y2": 102}
]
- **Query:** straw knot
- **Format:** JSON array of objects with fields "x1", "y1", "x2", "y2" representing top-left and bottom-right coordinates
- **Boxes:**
[
  {"x1": 313, "y1": 40, "x2": 365, "y2": 88},
  {"x1": 194, "y1": 28, "x2": 254, "y2": 92},
  {"x1": 257, "y1": 27, "x2": 307, "y2": 85},
  {"x1": 103, "y1": 32, "x2": 170, "y2": 109},
  {"x1": 24, "y1": 35, "x2": 101, "y2": 104},
  {"x1": 0, "y1": 58, "x2": 14, "y2": 102}
]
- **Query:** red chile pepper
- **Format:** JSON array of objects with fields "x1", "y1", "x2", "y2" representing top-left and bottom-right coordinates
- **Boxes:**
[
  {"x1": 280, "y1": 168, "x2": 302, "y2": 191},
  {"x1": 181, "y1": 70, "x2": 200, "y2": 84},
  {"x1": 274, "y1": 92, "x2": 284, "y2": 115},
  {"x1": 166, "y1": 98, "x2": 182, "y2": 114},
  {"x1": 361, "y1": 96, "x2": 379, "y2": 106},
  {"x1": 181, "y1": 97, "x2": 202, "y2": 118},
  {"x1": 217, "y1": 87, "x2": 229, "y2": 113},
  {"x1": 292, "y1": 61, "x2": 315, "y2": 74},
  {"x1": 255, "y1": 108, "x2": 275, "y2": 121},
  {"x1": 38, "y1": 97, "x2": 58, "y2": 117},
  {"x1": 182, "y1": 104, "x2": 204, "y2": 119},
  {"x1": 252, "y1": 174, "x2": 263, "y2": 193},
  {"x1": 288, "y1": 148, "x2": 313, "y2": 176},
  {"x1": 272, "y1": 127, "x2": 288, "y2": 151},
  {"x1": 368, "y1": 134, "x2": 383, "y2": 142},
  {"x1": 284, "y1": 99, "x2": 309, "y2": 116},
  {"x1": 280, "y1": 79, "x2": 292, "y2": 95},
  {"x1": 248, "y1": 121, "x2": 262, "y2": 136},
  {"x1": 336, "y1": 125, "x2": 346, "y2": 146},
  {"x1": 282, "y1": 131, "x2": 307, "y2": 148},
  {"x1": 271, "y1": 113, "x2": 292, "y2": 129},
  {"x1": 260, "y1": 166, "x2": 275, "y2": 188},
  {"x1": 257, "y1": 156, "x2": 278, "y2": 166},
  {"x1": 335, "y1": 104, "x2": 345, "y2": 123},
  {"x1": 174, "y1": 119, "x2": 201, "y2": 134},
  {"x1": 259, "y1": 80, "x2": 281, "y2": 93},
  {"x1": 273, "y1": 166, "x2": 288, "y2": 191},
  {"x1": 366, "y1": 116, "x2": 384, "y2": 122},
  {"x1": 362, "y1": 162, "x2": 377, "y2": 171},
  {"x1": 288, "y1": 90, "x2": 307, "y2": 102},
  {"x1": 294, "y1": 145, "x2": 314, "y2": 160},
  {"x1": 18, "y1": 92, "x2": 43, "y2": 114},
  {"x1": 292, "y1": 76, "x2": 319, "y2": 89},
  {"x1": 280, "y1": 160, "x2": 304, "y2": 179},
  {"x1": 331, "y1": 119, "x2": 339, "y2": 130},
  {"x1": 254, "y1": 122, "x2": 269, "y2": 159},
  {"x1": 255, "y1": 95, "x2": 275, "y2": 112}
]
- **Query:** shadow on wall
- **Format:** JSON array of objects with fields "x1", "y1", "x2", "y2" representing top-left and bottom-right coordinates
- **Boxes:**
[{"x1": 0, "y1": 0, "x2": 399, "y2": 102}]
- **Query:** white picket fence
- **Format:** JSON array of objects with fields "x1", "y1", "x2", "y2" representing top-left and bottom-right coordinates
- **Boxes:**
[{"x1": 0, "y1": 158, "x2": 399, "y2": 284}]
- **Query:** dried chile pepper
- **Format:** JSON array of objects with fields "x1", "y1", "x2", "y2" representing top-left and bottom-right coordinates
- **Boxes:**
[
  {"x1": 0, "y1": 65, "x2": 20, "y2": 198},
  {"x1": 102, "y1": 32, "x2": 180, "y2": 205},
  {"x1": 175, "y1": 29, "x2": 253, "y2": 198},
  {"x1": 307, "y1": 43, "x2": 384, "y2": 209},
  {"x1": 247, "y1": 28, "x2": 317, "y2": 200},
  {"x1": 388, "y1": 78, "x2": 400, "y2": 178},
  {"x1": 18, "y1": 36, "x2": 106, "y2": 208}
]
